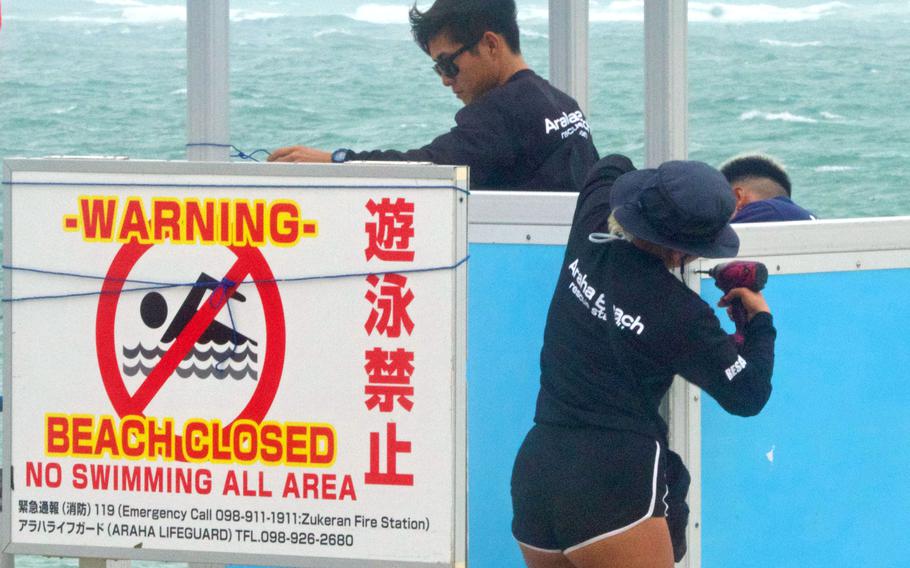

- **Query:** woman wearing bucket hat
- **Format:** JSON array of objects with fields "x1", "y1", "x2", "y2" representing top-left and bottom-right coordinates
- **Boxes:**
[{"x1": 511, "y1": 157, "x2": 776, "y2": 568}]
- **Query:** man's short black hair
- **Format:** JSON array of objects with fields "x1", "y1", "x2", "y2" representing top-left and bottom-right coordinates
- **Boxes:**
[
  {"x1": 410, "y1": 0, "x2": 521, "y2": 55},
  {"x1": 720, "y1": 154, "x2": 792, "y2": 196}
]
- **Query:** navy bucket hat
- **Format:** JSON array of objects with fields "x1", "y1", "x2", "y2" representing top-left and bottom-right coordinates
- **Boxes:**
[{"x1": 611, "y1": 160, "x2": 740, "y2": 258}]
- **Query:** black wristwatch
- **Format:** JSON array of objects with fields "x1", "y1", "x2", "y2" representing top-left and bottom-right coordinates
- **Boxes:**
[{"x1": 331, "y1": 148, "x2": 351, "y2": 163}]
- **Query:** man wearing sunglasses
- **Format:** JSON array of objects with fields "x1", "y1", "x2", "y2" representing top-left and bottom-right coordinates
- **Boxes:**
[{"x1": 269, "y1": 0, "x2": 599, "y2": 192}]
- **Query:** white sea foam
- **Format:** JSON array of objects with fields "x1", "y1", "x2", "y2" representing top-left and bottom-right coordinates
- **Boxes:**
[
  {"x1": 522, "y1": 29, "x2": 549, "y2": 40},
  {"x1": 231, "y1": 10, "x2": 283, "y2": 22},
  {"x1": 92, "y1": 0, "x2": 143, "y2": 6},
  {"x1": 740, "y1": 110, "x2": 818, "y2": 123},
  {"x1": 760, "y1": 39, "x2": 824, "y2": 47},
  {"x1": 815, "y1": 165, "x2": 857, "y2": 172},
  {"x1": 80, "y1": 0, "x2": 846, "y2": 26},
  {"x1": 314, "y1": 28, "x2": 355, "y2": 38},
  {"x1": 51, "y1": 16, "x2": 119, "y2": 24},
  {"x1": 689, "y1": 2, "x2": 849, "y2": 23},
  {"x1": 60, "y1": 2, "x2": 281, "y2": 25},
  {"x1": 169, "y1": 88, "x2": 187, "y2": 96},
  {"x1": 51, "y1": 105, "x2": 79, "y2": 115},
  {"x1": 820, "y1": 111, "x2": 846, "y2": 120},
  {"x1": 120, "y1": 5, "x2": 184, "y2": 24},
  {"x1": 351, "y1": 4, "x2": 410, "y2": 25},
  {"x1": 516, "y1": 1, "x2": 850, "y2": 23},
  {"x1": 518, "y1": 7, "x2": 551, "y2": 21}
]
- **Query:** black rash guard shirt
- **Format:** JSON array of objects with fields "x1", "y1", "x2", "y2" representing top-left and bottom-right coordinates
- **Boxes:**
[
  {"x1": 347, "y1": 69, "x2": 600, "y2": 191},
  {"x1": 534, "y1": 157, "x2": 777, "y2": 441}
]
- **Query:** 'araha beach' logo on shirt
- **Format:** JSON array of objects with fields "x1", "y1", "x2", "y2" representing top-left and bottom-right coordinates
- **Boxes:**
[
  {"x1": 544, "y1": 110, "x2": 591, "y2": 140},
  {"x1": 613, "y1": 305, "x2": 645, "y2": 336},
  {"x1": 567, "y1": 258, "x2": 645, "y2": 335}
]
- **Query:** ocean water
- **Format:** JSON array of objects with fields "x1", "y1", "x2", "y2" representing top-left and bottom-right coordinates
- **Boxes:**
[
  {"x1": 1, "y1": 0, "x2": 909, "y2": 218},
  {"x1": 0, "y1": 1, "x2": 908, "y2": 566}
]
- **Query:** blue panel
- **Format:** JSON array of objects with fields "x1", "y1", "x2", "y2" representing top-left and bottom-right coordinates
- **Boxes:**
[
  {"x1": 701, "y1": 269, "x2": 910, "y2": 568},
  {"x1": 467, "y1": 243, "x2": 565, "y2": 568}
]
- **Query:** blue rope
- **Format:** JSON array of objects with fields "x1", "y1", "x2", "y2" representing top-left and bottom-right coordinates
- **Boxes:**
[
  {"x1": 229, "y1": 145, "x2": 271, "y2": 162},
  {"x1": 3, "y1": 258, "x2": 468, "y2": 373},
  {"x1": 187, "y1": 143, "x2": 271, "y2": 161},
  {"x1": 1, "y1": 258, "x2": 468, "y2": 378},
  {"x1": 207, "y1": 277, "x2": 239, "y2": 373},
  {"x1": 0, "y1": 256, "x2": 470, "y2": 303}
]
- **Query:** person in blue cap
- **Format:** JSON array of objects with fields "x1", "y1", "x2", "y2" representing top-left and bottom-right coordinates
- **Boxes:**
[
  {"x1": 511, "y1": 156, "x2": 777, "y2": 567},
  {"x1": 721, "y1": 154, "x2": 816, "y2": 223}
]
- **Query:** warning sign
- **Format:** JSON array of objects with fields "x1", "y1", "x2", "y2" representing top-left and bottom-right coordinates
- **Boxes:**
[{"x1": 3, "y1": 159, "x2": 468, "y2": 567}]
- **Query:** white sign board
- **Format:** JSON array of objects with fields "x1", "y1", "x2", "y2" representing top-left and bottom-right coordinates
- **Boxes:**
[{"x1": 2, "y1": 159, "x2": 468, "y2": 568}]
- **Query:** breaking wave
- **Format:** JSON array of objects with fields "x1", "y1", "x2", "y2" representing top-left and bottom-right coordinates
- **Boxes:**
[
  {"x1": 92, "y1": 0, "x2": 143, "y2": 6},
  {"x1": 815, "y1": 165, "x2": 857, "y2": 172},
  {"x1": 522, "y1": 29, "x2": 549, "y2": 40},
  {"x1": 313, "y1": 28, "x2": 355, "y2": 38},
  {"x1": 56, "y1": 2, "x2": 282, "y2": 25},
  {"x1": 760, "y1": 39, "x2": 824, "y2": 47},
  {"x1": 517, "y1": 1, "x2": 849, "y2": 23},
  {"x1": 687, "y1": 2, "x2": 848, "y2": 23},
  {"x1": 351, "y1": 4, "x2": 409, "y2": 25},
  {"x1": 739, "y1": 110, "x2": 818, "y2": 123}
]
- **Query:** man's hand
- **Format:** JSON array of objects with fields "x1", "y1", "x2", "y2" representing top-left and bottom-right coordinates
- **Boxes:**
[{"x1": 267, "y1": 145, "x2": 332, "y2": 163}]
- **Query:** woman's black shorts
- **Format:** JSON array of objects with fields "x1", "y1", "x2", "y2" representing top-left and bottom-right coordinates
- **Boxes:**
[{"x1": 511, "y1": 423, "x2": 668, "y2": 553}]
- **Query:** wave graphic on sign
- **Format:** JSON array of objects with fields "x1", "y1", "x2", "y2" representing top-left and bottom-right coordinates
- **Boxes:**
[
  {"x1": 122, "y1": 341, "x2": 259, "y2": 381},
  {"x1": 122, "y1": 343, "x2": 258, "y2": 363},
  {"x1": 122, "y1": 361, "x2": 258, "y2": 381}
]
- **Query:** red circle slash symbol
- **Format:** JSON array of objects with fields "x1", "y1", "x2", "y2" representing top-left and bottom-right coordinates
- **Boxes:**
[{"x1": 96, "y1": 243, "x2": 286, "y2": 428}]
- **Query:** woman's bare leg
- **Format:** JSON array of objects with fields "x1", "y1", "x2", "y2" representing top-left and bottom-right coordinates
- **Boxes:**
[
  {"x1": 564, "y1": 517, "x2": 674, "y2": 568},
  {"x1": 518, "y1": 544, "x2": 575, "y2": 568}
]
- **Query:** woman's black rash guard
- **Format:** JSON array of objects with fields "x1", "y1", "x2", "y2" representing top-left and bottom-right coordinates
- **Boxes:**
[
  {"x1": 533, "y1": 156, "x2": 777, "y2": 441},
  {"x1": 346, "y1": 70, "x2": 599, "y2": 191}
]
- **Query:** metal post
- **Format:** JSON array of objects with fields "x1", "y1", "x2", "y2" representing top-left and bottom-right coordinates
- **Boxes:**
[
  {"x1": 644, "y1": 2, "x2": 699, "y2": 566},
  {"x1": 186, "y1": 0, "x2": 230, "y2": 162},
  {"x1": 644, "y1": 0, "x2": 688, "y2": 166},
  {"x1": 670, "y1": 266, "x2": 702, "y2": 568},
  {"x1": 548, "y1": 0, "x2": 589, "y2": 113},
  {"x1": 78, "y1": 559, "x2": 131, "y2": 568}
]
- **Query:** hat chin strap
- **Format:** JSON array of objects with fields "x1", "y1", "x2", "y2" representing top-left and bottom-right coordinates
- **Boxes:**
[{"x1": 589, "y1": 232, "x2": 690, "y2": 280}]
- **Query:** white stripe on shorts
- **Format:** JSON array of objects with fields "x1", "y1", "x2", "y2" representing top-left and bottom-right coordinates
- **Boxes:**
[
  {"x1": 563, "y1": 440, "x2": 662, "y2": 555},
  {"x1": 516, "y1": 539, "x2": 563, "y2": 554}
]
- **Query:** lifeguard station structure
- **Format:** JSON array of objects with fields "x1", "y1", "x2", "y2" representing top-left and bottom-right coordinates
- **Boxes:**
[{"x1": 3, "y1": 2, "x2": 909, "y2": 568}]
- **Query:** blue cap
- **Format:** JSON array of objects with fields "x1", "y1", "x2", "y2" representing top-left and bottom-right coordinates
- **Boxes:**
[{"x1": 610, "y1": 160, "x2": 739, "y2": 258}]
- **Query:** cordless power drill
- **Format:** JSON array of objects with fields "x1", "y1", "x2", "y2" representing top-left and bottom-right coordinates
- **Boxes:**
[{"x1": 699, "y1": 261, "x2": 768, "y2": 346}]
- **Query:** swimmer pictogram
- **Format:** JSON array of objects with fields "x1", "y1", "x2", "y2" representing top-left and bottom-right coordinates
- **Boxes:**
[
  {"x1": 96, "y1": 242, "x2": 286, "y2": 424},
  {"x1": 123, "y1": 273, "x2": 260, "y2": 381}
]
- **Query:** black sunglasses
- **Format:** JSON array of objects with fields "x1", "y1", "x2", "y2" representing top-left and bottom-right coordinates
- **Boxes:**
[{"x1": 432, "y1": 40, "x2": 479, "y2": 79}]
